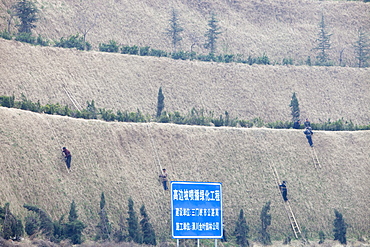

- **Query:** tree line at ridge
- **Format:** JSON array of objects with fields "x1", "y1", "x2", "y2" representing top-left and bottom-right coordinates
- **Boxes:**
[{"x1": 1, "y1": 0, "x2": 369, "y2": 67}]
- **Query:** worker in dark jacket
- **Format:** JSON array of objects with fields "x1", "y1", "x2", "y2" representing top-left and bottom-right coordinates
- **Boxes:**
[
  {"x1": 304, "y1": 118, "x2": 311, "y2": 128},
  {"x1": 279, "y1": 181, "x2": 288, "y2": 201},
  {"x1": 159, "y1": 168, "x2": 169, "y2": 190},
  {"x1": 293, "y1": 119, "x2": 301, "y2": 129},
  {"x1": 304, "y1": 127, "x2": 314, "y2": 147},
  {"x1": 62, "y1": 147, "x2": 72, "y2": 169}
]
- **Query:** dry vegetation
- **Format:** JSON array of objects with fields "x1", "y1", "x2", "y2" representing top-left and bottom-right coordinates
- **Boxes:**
[
  {"x1": 1, "y1": 39, "x2": 370, "y2": 125},
  {"x1": 0, "y1": 0, "x2": 370, "y2": 245},
  {"x1": 0, "y1": 107, "x2": 370, "y2": 243},
  {"x1": 1, "y1": 0, "x2": 370, "y2": 65}
]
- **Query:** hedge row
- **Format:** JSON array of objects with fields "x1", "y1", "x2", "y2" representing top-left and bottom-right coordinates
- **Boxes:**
[{"x1": 1, "y1": 95, "x2": 369, "y2": 131}]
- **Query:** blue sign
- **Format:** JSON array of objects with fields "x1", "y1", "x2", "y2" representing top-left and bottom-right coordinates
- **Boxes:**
[{"x1": 171, "y1": 181, "x2": 223, "y2": 239}]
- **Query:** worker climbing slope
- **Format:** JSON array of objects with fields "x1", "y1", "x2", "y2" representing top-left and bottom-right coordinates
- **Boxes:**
[
  {"x1": 159, "y1": 168, "x2": 169, "y2": 190},
  {"x1": 304, "y1": 127, "x2": 314, "y2": 147},
  {"x1": 279, "y1": 181, "x2": 288, "y2": 201},
  {"x1": 62, "y1": 147, "x2": 72, "y2": 171}
]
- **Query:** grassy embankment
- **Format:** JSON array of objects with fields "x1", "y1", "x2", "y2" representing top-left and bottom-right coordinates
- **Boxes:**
[{"x1": 1, "y1": 107, "x2": 369, "y2": 241}]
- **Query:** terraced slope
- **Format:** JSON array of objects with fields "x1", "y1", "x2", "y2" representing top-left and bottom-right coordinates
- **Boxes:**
[{"x1": 0, "y1": 0, "x2": 369, "y2": 242}]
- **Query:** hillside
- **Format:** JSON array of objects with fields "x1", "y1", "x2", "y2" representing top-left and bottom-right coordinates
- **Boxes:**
[
  {"x1": 1, "y1": 0, "x2": 370, "y2": 244},
  {"x1": 1, "y1": 0, "x2": 370, "y2": 65},
  {"x1": 1, "y1": 106, "x2": 370, "y2": 241},
  {"x1": 1, "y1": 39, "x2": 370, "y2": 125}
]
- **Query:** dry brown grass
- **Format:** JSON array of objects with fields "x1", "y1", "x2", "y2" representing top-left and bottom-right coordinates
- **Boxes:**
[
  {"x1": 1, "y1": 39, "x2": 369, "y2": 125},
  {"x1": 0, "y1": 0, "x2": 369, "y2": 244},
  {"x1": 0, "y1": 107, "x2": 369, "y2": 242},
  {"x1": 1, "y1": 0, "x2": 369, "y2": 65}
]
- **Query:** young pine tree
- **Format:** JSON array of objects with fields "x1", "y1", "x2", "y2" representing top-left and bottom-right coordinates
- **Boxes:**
[
  {"x1": 204, "y1": 13, "x2": 222, "y2": 56},
  {"x1": 259, "y1": 201, "x2": 272, "y2": 245},
  {"x1": 234, "y1": 209, "x2": 249, "y2": 247},
  {"x1": 127, "y1": 198, "x2": 142, "y2": 244},
  {"x1": 12, "y1": 0, "x2": 39, "y2": 33},
  {"x1": 96, "y1": 192, "x2": 111, "y2": 241},
  {"x1": 354, "y1": 28, "x2": 370, "y2": 68},
  {"x1": 140, "y1": 205, "x2": 157, "y2": 245},
  {"x1": 333, "y1": 210, "x2": 347, "y2": 244},
  {"x1": 64, "y1": 200, "x2": 85, "y2": 244},
  {"x1": 156, "y1": 87, "x2": 165, "y2": 118},
  {"x1": 289, "y1": 92, "x2": 300, "y2": 122},
  {"x1": 166, "y1": 8, "x2": 184, "y2": 53},
  {"x1": 314, "y1": 14, "x2": 332, "y2": 66},
  {"x1": 68, "y1": 200, "x2": 78, "y2": 222}
]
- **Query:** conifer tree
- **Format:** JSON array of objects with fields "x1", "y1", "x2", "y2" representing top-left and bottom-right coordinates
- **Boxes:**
[
  {"x1": 100, "y1": 192, "x2": 106, "y2": 210},
  {"x1": 156, "y1": 87, "x2": 165, "y2": 118},
  {"x1": 354, "y1": 28, "x2": 370, "y2": 68},
  {"x1": 333, "y1": 210, "x2": 347, "y2": 244},
  {"x1": 259, "y1": 201, "x2": 272, "y2": 245},
  {"x1": 140, "y1": 205, "x2": 157, "y2": 245},
  {"x1": 289, "y1": 92, "x2": 300, "y2": 122},
  {"x1": 23, "y1": 204, "x2": 53, "y2": 238},
  {"x1": 204, "y1": 13, "x2": 222, "y2": 55},
  {"x1": 166, "y1": 8, "x2": 184, "y2": 52},
  {"x1": 127, "y1": 198, "x2": 142, "y2": 243},
  {"x1": 12, "y1": 0, "x2": 39, "y2": 33},
  {"x1": 65, "y1": 200, "x2": 85, "y2": 244},
  {"x1": 96, "y1": 192, "x2": 111, "y2": 241},
  {"x1": 234, "y1": 209, "x2": 249, "y2": 247},
  {"x1": 68, "y1": 200, "x2": 78, "y2": 222},
  {"x1": 314, "y1": 14, "x2": 332, "y2": 66}
]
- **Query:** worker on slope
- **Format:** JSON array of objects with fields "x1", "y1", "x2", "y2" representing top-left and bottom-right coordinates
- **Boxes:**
[
  {"x1": 279, "y1": 181, "x2": 288, "y2": 201},
  {"x1": 159, "y1": 168, "x2": 169, "y2": 191},
  {"x1": 293, "y1": 119, "x2": 301, "y2": 129},
  {"x1": 62, "y1": 147, "x2": 72, "y2": 170},
  {"x1": 304, "y1": 118, "x2": 311, "y2": 128},
  {"x1": 304, "y1": 127, "x2": 314, "y2": 147}
]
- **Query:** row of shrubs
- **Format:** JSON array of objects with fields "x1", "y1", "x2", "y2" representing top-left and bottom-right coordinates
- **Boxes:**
[
  {"x1": 0, "y1": 31, "x2": 91, "y2": 50},
  {"x1": 0, "y1": 30, "x2": 286, "y2": 65},
  {"x1": 99, "y1": 40, "x2": 273, "y2": 64},
  {"x1": 1, "y1": 95, "x2": 369, "y2": 131},
  {"x1": 2, "y1": 30, "x2": 341, "y2": 66}
]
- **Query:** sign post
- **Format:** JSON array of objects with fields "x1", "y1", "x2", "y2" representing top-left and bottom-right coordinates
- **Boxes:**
[{"x1": 171, "y1": 181, "x2": 223, "y2": 243}]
